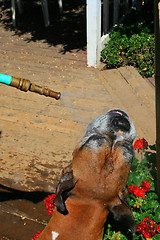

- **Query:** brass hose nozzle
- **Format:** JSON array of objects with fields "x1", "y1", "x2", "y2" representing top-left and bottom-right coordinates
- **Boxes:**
[{"x1": 11, "y1": 77, "x2": 61, "y2": 100}]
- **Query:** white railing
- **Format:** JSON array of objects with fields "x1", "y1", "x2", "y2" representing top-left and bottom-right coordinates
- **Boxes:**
[{"x1": 87, "y1": 0, "x2": 148, "y2": 67}]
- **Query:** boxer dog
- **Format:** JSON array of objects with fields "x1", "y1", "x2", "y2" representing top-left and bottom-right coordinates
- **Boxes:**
[{"x1": 37, "y1": 109, "x2": 136, "y2": 240}]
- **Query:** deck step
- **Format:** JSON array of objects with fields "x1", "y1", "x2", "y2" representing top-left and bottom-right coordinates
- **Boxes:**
[{"x1": 97, "y1": 66, "x2": 155, "y2": 144}]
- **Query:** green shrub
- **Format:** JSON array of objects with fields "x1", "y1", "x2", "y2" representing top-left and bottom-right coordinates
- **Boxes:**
[{"x1": 101, "y1": 9, "x2": 155, "y2": 78}]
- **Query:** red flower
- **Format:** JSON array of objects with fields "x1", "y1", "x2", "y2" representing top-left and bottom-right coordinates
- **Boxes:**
[
  {"x1": 128, "y1": 181, "x2": 150, "y2": 199},
  {"x1": 143, "y1": 218, "x2": 156, "y2": 224},
  {"x1": 43, "y1": 194, "x2": 56, "y2": 215},
  {"x1": 142, "y1": 231, "x2": 152, "y2": 239},
  {"x1": 32, "y1": 194, "x2": 57, "y2": 239},
  {"x1": 32, "y1": 231, "x2": 42, "y2": 240},
  {"x1": 141, "y1": 181, "x2": 151, "y2": 192},
  {"x1": 157, "y1": 224, "x2": 160, "y2": 232},
  {"x1": 134, "y1": 138, "x2": 148, "y2": 150},
  {"x1": 136, "y1": 218, "x2": 159, "y2": 239},
  {"x1": 128, "y1": 185, "x2": 145, "y2": 199}
]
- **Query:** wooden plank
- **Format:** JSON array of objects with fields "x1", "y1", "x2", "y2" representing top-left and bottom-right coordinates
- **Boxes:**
[
  {"x1": 0, "y1": 107, "x2": 84, "y2": 135},
  {"x1": 0, "y1": 118, "x2": 80, "y2": 192},
  {"x1": 99, "y1": 68, "x2": 156, "y2": 143},
  {"x1": 118, "y1": 66, "x2": 155, "y2": 115}
]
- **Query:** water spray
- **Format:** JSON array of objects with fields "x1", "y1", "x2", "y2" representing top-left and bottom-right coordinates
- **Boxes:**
[{"x1": 0, "y1": 73, "x2": 61, "y2": 100}]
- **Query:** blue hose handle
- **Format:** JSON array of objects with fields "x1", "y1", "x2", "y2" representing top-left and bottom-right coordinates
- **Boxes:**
[{"x1": 0, "y1": 73, "x2": 12, "y2": 85}]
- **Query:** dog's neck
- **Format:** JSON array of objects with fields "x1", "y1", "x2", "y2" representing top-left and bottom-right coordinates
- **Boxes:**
[{"x1": 38, "y1": 198, "x2": 109, "y2": 240}]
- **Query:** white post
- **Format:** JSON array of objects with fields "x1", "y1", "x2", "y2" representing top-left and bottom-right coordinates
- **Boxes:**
[
  {"x1": 17, "y1": 0, "x2": 23, "y2": 14},
  {"x1": 132, "y1": 0, "x2": 136, "y2": 7},
  {"x1": 58, "y1": 0, "x2": 63, "y2": 13},
  {"x1": 11, "y1": 0, "x2": 16, "y2": 27},
  {"x1": 144, "y1": 0, "x2": 149, "y2": 5},
  {"x1": 41, "y1": 0, "x2": 50, "y2": 27},
  {"x1": 113, "y1": 0, "x2": 120, "y2": 25},
  {"x1": 103, "y1": 0, "x2": 109, "y2": 34},
  {"x1": 87, "y1": 0, "x2": 101, "y2": 67},
  {"x1": 125, "y1": 0, "x2": 129, "y2": 12}
]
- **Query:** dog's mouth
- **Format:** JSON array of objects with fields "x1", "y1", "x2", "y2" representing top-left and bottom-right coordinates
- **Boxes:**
[
  {"x1": 111, "y1": 116, "x2": 130, "y2": 131},
  {"x1": 109, "y1": 110, "x2": 131, "y2": 133}
]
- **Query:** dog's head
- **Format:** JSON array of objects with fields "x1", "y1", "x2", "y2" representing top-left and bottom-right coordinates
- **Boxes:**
[{"x1": 84, "y1": 109, "x2": 136, "y2": 143}]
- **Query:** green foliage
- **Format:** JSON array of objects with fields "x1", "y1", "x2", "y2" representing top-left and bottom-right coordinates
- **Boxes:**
[
  {"x1": 101, "y1": 8, "x2": 155, "y2": 78},
  {"x1": 103, "y1": 144, "x2": 160, "y2": 240}
]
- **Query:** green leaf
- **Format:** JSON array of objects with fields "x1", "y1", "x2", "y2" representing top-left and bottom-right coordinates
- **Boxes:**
[{"x1": 153, "y1": 234, "x2": 160, "y2": 240}]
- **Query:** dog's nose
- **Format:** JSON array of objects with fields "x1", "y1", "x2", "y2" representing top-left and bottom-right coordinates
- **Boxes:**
[{"x1": 111, "y1": 116, "x2": 130, "y2": 132}]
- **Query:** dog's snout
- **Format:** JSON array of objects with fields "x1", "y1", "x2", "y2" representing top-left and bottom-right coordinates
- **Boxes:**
[{"x1": 112, "y1": 116, "x2": 130, "y2": 132}]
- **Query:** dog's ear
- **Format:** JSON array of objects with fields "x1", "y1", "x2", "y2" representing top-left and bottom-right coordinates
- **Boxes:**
[
  {"x1": 54, "y1": 164, "x2": 77, "y2": 215},
  {"x1": 109, "y1": 190, "x2": 136, "y2": 233}
]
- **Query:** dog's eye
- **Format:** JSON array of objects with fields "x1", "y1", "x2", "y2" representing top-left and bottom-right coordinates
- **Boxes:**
[{"x1": 112, "y1": 117, "x2": 130, "y2": 132}]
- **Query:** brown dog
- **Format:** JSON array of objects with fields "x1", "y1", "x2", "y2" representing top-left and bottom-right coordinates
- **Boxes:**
[{"x1": 37, "y1": 109, "x2": 136, "y2": 240}]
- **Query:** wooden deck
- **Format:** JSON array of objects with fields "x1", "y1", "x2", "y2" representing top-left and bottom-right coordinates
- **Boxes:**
[
  {"x1": 0, "y1": 20, "x2": 156, "y2": 193},
  {"x1": 0, "y1": 6, "x2": 156, "y2": 239}
]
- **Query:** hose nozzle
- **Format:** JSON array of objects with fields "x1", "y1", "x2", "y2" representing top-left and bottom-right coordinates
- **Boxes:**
[{"x1": 0, "y1": 73, "x2": 61, "y2": 100}]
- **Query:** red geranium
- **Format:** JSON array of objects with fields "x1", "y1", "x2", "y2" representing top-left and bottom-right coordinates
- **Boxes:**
[
  {"x1": 136, "y1": 218, "x2": 159, "y2": 239},
  {"x1": 32, "y1": 231, "x2": 42, "y2": 240},
  {"x1": 141, "y1": 181, "x2": 151, "y2": 192},
  {"x1": 128, "y1": 185, "x2": 146, "y2": 199},
  {"x1": 43, "y1": 193, "x2": 56, "y2": 215},
  {"x1": 128, "y1": 181, "x2": 150, "y2": 199},
  {"x1": 32, "y1": 194, "x2": 56, "y2": 239},
  {"x1": 157, "y1": 224, "x2": 160, "y2": 232},
  {"x1": 134, "y1": 138, "x2": 148, "y2": 151}
]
